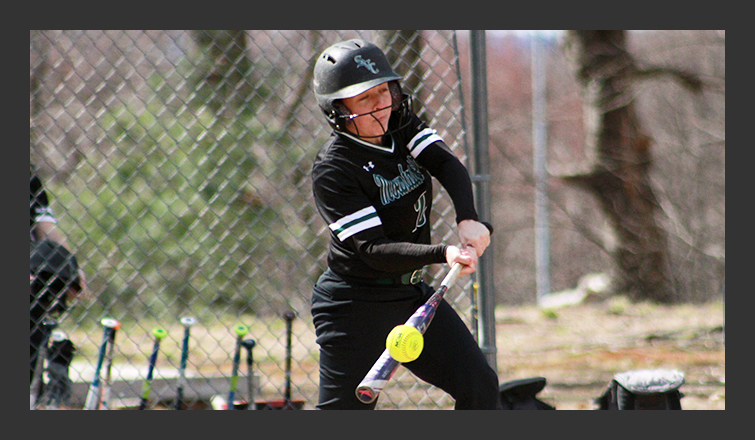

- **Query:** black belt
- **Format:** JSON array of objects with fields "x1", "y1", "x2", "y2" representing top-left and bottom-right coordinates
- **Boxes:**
[{"x1": 373, "y1": 269, "x2": 424, "y2": 286}]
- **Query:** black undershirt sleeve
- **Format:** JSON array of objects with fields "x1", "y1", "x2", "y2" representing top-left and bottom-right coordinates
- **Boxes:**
[
  {"x1": 416, "y1": 141, "x2": 479, "y2": 224},
  {"x1": 351, "y1": 237, "x2": 448, "y2": 273}
]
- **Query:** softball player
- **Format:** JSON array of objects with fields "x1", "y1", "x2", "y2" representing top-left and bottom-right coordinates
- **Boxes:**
[
  {"x1": 30, "y1": 167, "x2": 82, "y2": 384},
  {"x1": 310, "y1": 39, "x2": 501, "y2": 409}
]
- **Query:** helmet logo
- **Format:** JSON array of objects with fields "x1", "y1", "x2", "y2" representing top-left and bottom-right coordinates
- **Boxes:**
[{"x1": 354, "y1": 55, "x2": 379, "y2": 74}]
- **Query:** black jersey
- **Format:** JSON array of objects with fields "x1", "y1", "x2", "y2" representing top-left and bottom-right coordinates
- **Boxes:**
[
  {"x1": 312, "y1": 112, "x2": 479, "y2": 281},
  {"x1": 30, "y1": 168, "x2": 56, "y2": 235}
]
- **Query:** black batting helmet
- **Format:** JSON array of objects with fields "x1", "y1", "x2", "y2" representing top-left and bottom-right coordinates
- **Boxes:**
[{"x1": 313, "y1": 39, "x2": 406, "y2": 132}]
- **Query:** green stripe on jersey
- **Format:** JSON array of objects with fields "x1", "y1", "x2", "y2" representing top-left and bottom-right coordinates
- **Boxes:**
[
  {"x1": 329, "y1": 206, "x2": 382, "y2": 241},
  {"x1": 407, "y1": 128, "x2": 443, "y2": 157}
]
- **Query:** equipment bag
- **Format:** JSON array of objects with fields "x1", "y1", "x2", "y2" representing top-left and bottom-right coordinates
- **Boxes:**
[
  {"x1": 499, "y1": 376, "x2": 555, "y2": 410},
  {"x1": 45, "y1": 330, "x2": 76, "y2": 408},
  {"x1": 595, "y1": 369, "x2": 685, "y2": 410}
]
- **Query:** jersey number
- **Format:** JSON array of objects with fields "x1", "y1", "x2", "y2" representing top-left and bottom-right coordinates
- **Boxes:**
[{"x1": 412, "y1": 191, "x2": 427, "y2": 233}]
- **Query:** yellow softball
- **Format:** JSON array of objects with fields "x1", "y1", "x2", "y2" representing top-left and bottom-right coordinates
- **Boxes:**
[{"x1": 386, "y1": 325, "x2": 424, "y2": 363}]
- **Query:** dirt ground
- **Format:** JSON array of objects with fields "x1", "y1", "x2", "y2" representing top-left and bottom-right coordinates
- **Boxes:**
[
  {"x1": 43, "y1": 294, "x2": 724, "y2": 411},
  {"x1": 250, "y1": 295, "x2": 725, "y2": 410},
  {"x1": 493, "y1": 296, "x2": 725, "y2": 410}
]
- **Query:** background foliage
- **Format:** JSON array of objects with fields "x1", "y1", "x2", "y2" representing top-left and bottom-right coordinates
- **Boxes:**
[{"x1": 29, "y1": 30, "x2": 724, "y2": 409}]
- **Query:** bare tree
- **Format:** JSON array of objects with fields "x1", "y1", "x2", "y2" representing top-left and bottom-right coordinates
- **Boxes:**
[
  {"x1": 559, "y1": 30, "x2": 703, "y2": 303},
  {"x1": 192, "y1": 30, "x2": 255, "y2": 116}
]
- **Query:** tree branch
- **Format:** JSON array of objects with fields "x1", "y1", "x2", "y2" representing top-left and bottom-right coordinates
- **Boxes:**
[{"x1": 630, "y1": 66, "x2": 704, "y2": 93}]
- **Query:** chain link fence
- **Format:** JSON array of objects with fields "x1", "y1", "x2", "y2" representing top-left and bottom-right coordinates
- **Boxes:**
[
  {"x1": 30, "y1": 30, "x2": 478, "y2": 410},
  {"x1": 29, "y1": 29, "x2": 726, "y2": 411}
]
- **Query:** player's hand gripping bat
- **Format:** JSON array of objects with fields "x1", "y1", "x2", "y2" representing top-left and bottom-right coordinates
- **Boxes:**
[{"x1": 355, "y1": 221, "x2": 493, "y2": 404}]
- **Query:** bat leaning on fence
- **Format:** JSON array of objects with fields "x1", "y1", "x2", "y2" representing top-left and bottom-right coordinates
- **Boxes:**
[
  {"x1": 283, "y1": 311, "x2": 295, "y2": 408},
  {"x1": 175, "y1": 316, "x2": 196, "y2": 410},
  {"x1": 355, "y1": 222, "x2": 494, "y2": 404},
  {"x1": 100, "y1": 319, "x2": 121, "y2": 410},
  {"x1": 227, "y1": 324, "x2": 249, "y2": 409},
  {"x1": 138, "y1": 326, "x2": 167, "y2": 410},
  {"x1": 256, "y1": 311, "x2": 305, "y2": 410},
  {"x1": 84, "y1": 318, "x2": 119, "y2": 410},
  {"x1": 241, "y1": 339, "x2": 256, "y2": 410}
]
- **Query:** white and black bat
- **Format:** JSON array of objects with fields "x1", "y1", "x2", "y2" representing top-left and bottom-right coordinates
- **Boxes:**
[
  {"x1": 355, "y1": 262, "x2": 463, "y2": 404},
  {"x1": 84, "y1": 318, "x2": 119, "y2": 410},
  {"x1": 100, "y1": 319, "x2": 121, "y2": 410},
  {"x1": 138, "y1": 326, "x2": 167, "y2": 410},
  {"x1": 175, "y1": 316, "x2": 196, "y2": 410},
  {"x1": 355, "y1": 221, "x2": 493, "y2": 404}
]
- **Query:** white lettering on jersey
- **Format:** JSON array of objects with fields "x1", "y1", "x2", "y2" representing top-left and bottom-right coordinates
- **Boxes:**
[{"x1": 372, "y1": 157, "x2": 425, "y2": 206}]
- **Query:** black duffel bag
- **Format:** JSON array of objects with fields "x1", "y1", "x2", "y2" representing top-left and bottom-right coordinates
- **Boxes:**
[
  {"x1": 499, "y1": 376, "x2": 556, "y2": 410},
  {"x1": 595, "y1": 369, "x2": 685, "y2": 410}
]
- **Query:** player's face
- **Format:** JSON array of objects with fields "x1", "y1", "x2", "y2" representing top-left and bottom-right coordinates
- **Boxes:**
[{"x1": 341, "y1": 83, "x2": 393, "y2": 144}]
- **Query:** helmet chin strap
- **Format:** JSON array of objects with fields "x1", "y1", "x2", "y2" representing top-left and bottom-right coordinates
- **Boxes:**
[
  {"x1": 336, "y1": 94, "x2": 413, "y2": 140},
  {"x1": 344, "y1": 104, "x2": 392, "y2": 140}
]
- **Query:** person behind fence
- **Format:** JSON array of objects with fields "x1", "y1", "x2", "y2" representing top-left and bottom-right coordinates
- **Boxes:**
[
  {"x1": 30, "y1": 165, "x2": 84, "y2": 404},
  {"x1": 309, "y1": 39, "x2": 501, "y2": 409}
]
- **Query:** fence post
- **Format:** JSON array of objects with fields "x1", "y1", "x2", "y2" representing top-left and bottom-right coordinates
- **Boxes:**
[
  {"x1": 469, "y1": 30, "x2": 497, "y2": 371},
  {"x1": 532, "y1": 32, "x2": 551, "y2": 304}
]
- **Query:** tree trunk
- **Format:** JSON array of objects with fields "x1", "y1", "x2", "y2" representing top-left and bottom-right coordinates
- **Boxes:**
[
  {"x1": 561, "y1": 30, "x2": 672, "y2": 303},
  {"x1": 192, "y1": 30, "x2": 254, "y2": 116}
]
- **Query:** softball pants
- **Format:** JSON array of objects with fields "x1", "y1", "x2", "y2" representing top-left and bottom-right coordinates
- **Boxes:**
[{"x1": 311, "y1": 268, "x2": 501, "y2": 410}]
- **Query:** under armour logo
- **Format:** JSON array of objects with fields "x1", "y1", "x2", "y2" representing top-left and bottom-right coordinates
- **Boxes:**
[
  {"x1": 354, "y1": 55, "x2": 379, "y2": 74},
  {"x1": 363, "y1": 161, "x2": 375, "y2": 172}
]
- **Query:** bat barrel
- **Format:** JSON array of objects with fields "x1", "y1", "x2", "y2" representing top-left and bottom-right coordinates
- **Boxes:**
[{"x1": 354, "y1": 262, "x2": 465, "y2": 404}]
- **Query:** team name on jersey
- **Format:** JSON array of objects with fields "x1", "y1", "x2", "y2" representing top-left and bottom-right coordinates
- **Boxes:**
[{"x1": 372, "y1": 156, "x2": 425, "y2": 206}]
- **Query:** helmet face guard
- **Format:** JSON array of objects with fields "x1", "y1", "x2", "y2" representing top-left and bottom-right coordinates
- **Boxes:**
[
  {"x1": 314, "y1": 39, "x2": 410, "y2": 135},
  {"x1": 332, "y1": 85, "x2": 414, "y2": 138}
]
